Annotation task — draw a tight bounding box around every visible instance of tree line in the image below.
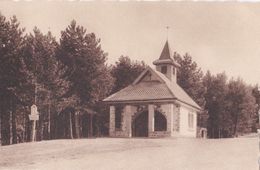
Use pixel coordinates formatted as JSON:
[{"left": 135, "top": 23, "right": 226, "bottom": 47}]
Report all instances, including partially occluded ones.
[
  {"left": 0, "top": 13, "right": 259, "bottom": 146},
  {"left": 174, "top": 53, "right": 259, "bottom": 138},
  {"left": 0, "top": 14, "right": 147, "bottom": 145}
]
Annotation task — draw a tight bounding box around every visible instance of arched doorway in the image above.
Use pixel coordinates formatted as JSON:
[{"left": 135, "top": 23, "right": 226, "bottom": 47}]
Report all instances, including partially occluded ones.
[
  {"left": 132, "top": 111, "right": 148, "bottom": 137},
  {"left": 154, "top": 111, "right": 167, "bottom": 131}
]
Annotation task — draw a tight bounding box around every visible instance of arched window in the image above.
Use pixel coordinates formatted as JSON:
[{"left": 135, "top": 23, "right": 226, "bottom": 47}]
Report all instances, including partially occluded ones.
[{"left": 154, "top": 111, "right": 167, "bottom": 131}]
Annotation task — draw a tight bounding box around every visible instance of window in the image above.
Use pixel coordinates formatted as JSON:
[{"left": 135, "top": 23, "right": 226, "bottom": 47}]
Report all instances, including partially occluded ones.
[
  {"left": 115, "top": 106, "right": 123, "bottom": 130},
  {"left": 173, "top": 67, "right": 175, "bottom": 75},
  {"left": 161, "top": 66, "right": 167, "bottom": 74},
  {"left": 188, "top": 113, "right": 194, "bottom": 129}
]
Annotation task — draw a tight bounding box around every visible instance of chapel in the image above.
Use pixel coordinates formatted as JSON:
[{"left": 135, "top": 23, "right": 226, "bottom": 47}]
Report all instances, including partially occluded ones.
[{"left": 103, "top": 41, "right": 202, "bottom": 138}]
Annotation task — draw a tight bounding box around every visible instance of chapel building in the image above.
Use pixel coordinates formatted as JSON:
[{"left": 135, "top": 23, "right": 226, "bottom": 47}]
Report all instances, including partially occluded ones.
[{"left": 103, "top": 41, "right": 202, "bottom": 138}]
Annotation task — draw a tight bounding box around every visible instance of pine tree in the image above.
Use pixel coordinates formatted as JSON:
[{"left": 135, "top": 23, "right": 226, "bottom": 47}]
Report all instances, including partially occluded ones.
[
  {"left": 58, "top": 20, "right": 113, "bottom": 105},
  {"left": 225, "top": 78, "right": 256, "bottom": 136},
  {"left": 57, "top": 20, "right": 114, "bottom": 137},
  {"left": 0, "top": 14, "right": 25, "bottom": 145},
  {"left": 22, "top": 27, "right": 77, "bottom": 140},
  {"left": 111, "top": 56, "right": 146, "bottom": 93},
  {"left": 203, "top": 72, "right": 228, "bottom": 138}
]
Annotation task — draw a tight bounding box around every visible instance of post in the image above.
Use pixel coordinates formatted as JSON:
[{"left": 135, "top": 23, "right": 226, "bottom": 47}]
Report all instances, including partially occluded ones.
[
  {"left": 30, "top": 105, "right": 39, "bottom": 142},
  {"left": 125, "top": 105, "right": 132, "bottom": 137},
  {"left": 109, "top": 106, "right": 115, "bottom": 137},
  {"left": 33, "top": 79, "right": 37, "bottom": 142},
  {"left": 168, "top": 104, "right": 174, "bottom": 136},
  {"left": 48, "top": 91, "right": 51, "bottom": 140},
  {"left": 90, "top": 114, "right": 93, "bottom": 137},
  {"left": 32, "top": 120, "right": 36, "bottom": 142},
  {"left": 148, "top": 104, "right": 154, "bottom": 136},
  {"left": 69, "top": 112, "right": 73, "bottom": 139}
]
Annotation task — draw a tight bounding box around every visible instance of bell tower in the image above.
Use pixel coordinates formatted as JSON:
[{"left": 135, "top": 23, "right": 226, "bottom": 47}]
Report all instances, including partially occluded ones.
[{"left": 153, "top": 41, "right": 179, "bottom": 82}]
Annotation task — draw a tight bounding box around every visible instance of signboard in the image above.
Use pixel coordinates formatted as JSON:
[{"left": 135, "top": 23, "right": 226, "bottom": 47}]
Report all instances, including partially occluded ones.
[
  {"left": 29, "top": 114, "right": 39, "bottom": 121},
  {"left": 31, "top": 104, "right": 38, "bottom": 115},
  {"left": 29, "top": 104, "right": 39, "bottom": 120}
]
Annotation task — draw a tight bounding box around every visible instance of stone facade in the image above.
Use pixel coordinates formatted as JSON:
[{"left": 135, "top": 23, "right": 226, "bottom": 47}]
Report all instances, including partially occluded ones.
[{"left": 109, "top": 103, "right": 182, "bottom": 138}]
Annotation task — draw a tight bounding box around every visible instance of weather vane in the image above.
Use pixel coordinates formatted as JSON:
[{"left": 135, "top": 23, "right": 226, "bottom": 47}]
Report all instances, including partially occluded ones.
[{"left": 166, "top": 26, "right": 170, "bottom": 40}]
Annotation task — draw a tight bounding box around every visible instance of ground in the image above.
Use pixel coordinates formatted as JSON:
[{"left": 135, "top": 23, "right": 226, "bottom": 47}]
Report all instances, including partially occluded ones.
[{"left": 0, "top": 137, "right": 258, "bottom": 170}]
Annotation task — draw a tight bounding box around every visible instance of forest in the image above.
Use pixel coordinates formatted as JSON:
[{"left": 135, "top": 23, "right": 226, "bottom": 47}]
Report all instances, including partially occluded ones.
[{"left": 0, "top": 13, "right": 259, "bottom": 145}]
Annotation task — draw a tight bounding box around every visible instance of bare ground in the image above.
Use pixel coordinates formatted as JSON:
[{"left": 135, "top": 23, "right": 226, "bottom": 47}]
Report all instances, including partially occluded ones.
[{"left": 0, "top": 137, "right": 258, "bottom": 170}]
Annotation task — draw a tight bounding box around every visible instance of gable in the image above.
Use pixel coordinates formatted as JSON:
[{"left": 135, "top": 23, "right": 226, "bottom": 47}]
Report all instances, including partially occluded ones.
[
  {"left": 138, "top": 70, "right": 161, "bottom": 83},
  {"left": 133, "top": 66, "right": 164, "bottom": 85}
]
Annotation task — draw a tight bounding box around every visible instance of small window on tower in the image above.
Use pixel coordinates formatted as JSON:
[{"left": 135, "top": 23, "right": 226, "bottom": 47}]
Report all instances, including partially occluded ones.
[
  {"left": 173, "top": 67, "right": 175, "bottom": 75},
  {"left": 161, "top": 66, "right": 167, "bottom": 74}
]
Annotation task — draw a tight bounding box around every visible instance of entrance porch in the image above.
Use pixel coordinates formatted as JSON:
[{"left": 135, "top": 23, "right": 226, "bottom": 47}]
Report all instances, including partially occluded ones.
[{"left": 109, "top": 104, "right": 180, "bottom": 138}]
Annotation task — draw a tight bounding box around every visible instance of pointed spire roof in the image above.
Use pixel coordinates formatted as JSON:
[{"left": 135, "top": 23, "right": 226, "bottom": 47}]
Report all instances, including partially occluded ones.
[
  {"left": 153, "top": 41, "right": 180, "bottom": 67},
  {"left": 159, "top": 41, "right": 171, "bottom": 60}
]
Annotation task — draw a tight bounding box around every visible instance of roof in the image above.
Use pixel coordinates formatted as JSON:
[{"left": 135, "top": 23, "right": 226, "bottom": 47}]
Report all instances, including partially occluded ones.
[
  {"left": 159, "top": 40, "right": 171, "bottom": 60},
  {"left": 103, "top": 66, "right": 201, "bottom": 110},
  {"left": 104, "top": 81, "right": 173, "bottom": 102},
  {"left": 153, "top": 41, "right": 180, "bottom": 68},
  {"left": 154, "top": 68, "right": 201, "bottom": 109}
]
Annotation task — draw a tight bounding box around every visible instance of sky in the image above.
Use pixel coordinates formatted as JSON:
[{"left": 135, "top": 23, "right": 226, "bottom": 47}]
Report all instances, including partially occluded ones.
[{"left": 1, "top": 1, "right": 260, "bottom": 85}]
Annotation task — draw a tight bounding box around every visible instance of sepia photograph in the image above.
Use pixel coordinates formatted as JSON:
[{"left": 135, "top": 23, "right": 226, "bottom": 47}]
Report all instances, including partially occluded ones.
[{"left": 0, "top": 1, "right": 259, "bottom": 170}]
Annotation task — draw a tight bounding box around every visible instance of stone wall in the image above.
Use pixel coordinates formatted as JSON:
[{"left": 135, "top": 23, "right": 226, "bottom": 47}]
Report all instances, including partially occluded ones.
[
  {"left": 109, "top": 106, "right": 115, "bottom": 137},
  {"left": 158, "top": 104, "right": 180, "bottom": 137},
  {"left": 172, "top": 105, "right": 180, "bottom": 133},
  {"left": 110, "top": 105, "right": 137, "bottom": 138},
  {"left": 149, "top": 131, "right": 171, "bottom": 138},
  {"left": 109, "top": 103, "right": 182, "bottom": 138}
]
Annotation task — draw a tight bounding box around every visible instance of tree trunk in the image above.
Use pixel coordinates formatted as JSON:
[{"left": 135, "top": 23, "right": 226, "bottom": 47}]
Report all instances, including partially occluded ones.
[
  {"left": 75, "top": 112, "right": 80, "bottom": 139},
  {"left": 233, "top": 114, "right": 239, "bottom": 137},
  {"left": 22, "top": 112, "right": 26, "bottom": 143},
  {"left": 90, "top": 114, "right": 93, "bottom": 138},
  {"left": 1, "top": 111, "right": 10, "bottom": 145},
  {"left": 47, "top": 91, "right": 51, "bottom": 140},
  {"left": 11, "top": 110, "right": 17, "bottom": 144},
  {"left": 218, "top": 128, "right": 221, "bottom": 139},
  {"left": 9, "top": 111, "right": 12, "bottom": 144},
  {"left": 69, "top": 112, "right": 73, "bottom": 139},
  {"left": 0, "top": 112, "right": 1, "bottom": 145}
]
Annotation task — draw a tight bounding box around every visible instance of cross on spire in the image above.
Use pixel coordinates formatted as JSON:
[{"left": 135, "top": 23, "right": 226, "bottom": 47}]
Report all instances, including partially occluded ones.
[{"left": 166, "top": 26, "right": 170, "bottom": 40}]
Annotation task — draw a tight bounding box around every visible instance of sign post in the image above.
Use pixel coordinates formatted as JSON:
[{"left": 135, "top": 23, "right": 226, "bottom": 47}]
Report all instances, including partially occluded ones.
[{"left": 29, "top": 104, "right": 39, "bottom": 142}]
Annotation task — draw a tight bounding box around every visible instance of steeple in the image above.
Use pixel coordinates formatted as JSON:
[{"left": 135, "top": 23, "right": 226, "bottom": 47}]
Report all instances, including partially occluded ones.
[
  {"left": 153, "top": 41, "right": 180, "bottom": 82},
  {"left": 159, "top": 40, "right": 171, "bottom": 60}
]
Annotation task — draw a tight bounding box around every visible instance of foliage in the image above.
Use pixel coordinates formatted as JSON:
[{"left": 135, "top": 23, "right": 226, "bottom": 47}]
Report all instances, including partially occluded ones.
[
  {"left": 57, "top": 20, "right": 114, "bottom": 106},
  {"left": 174, "top": 53, "right": 205, "bottom": 108},
  {"left": 225, "top": 79, "right": 256, "bottom": 136},
  {"left": 0, "top": 12, "right": 259, "bottom": 144},
  {"left": 111, "top": 55, "right": 146, "bottom": 93},
  {"left": 0, "top": 14, "right": 25, "bottom": 145}
]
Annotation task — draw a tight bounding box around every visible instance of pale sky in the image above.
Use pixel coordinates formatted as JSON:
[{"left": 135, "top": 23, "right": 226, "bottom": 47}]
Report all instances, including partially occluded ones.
[{"left": 1, "top": 1, "right": 260, "bottom": 85}]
